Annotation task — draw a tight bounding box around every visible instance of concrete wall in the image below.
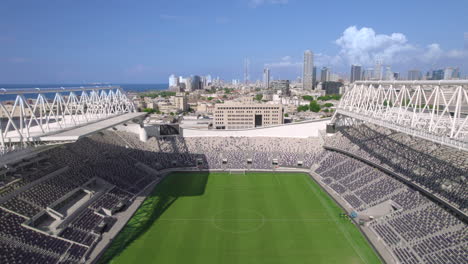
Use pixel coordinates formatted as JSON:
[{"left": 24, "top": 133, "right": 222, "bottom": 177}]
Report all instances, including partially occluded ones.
[
  {"left": 116, "top": 119, "right": 330, "bottom": 138},
  {"left": 181, "top": 119, "right": 330, "bottom": 138}
]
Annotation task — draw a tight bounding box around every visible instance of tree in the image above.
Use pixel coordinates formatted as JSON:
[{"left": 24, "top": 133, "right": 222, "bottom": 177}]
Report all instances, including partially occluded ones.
[
  {"left": 297, "top": 105, "right": 309, "bottom": 112},
  {"left": 318, "top": 94, "right": 341, "bottom": 101},
  {"left": 284, "top": 113, "right": 289, "bottom": 117},
  {"left": 141, "top": 91, "right": 176, "bottom": 99},
  {"left": 323, "top": 103, "right": 334, "bottom": 108},
  {"left": 383, "top": 100, "right": 393, "bottom": 107},
  {"left": 255, "top": 94, "right": 263, "bottom": 101},
  {"left": 142, "top": 108, "right": 156, "bottom": 114},
  {"left": 309, "top": 100, "right": 321, "bottom": 112},
  {"left": 302, "top": 95, "right": 314, "bottom": 101},
  {"left": 207, "top": 97, "right": 214, "bottom": 101}
]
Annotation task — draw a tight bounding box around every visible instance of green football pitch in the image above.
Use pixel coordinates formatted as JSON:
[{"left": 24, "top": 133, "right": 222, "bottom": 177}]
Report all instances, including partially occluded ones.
[{"left": 100, "top": 172, "right": 381, "bottom": 264}]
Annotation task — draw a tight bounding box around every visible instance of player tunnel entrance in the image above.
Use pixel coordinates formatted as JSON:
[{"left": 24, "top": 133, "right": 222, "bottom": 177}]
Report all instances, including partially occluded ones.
[{"left": 255, "top": 114, "right": 262, "bottom": 127}]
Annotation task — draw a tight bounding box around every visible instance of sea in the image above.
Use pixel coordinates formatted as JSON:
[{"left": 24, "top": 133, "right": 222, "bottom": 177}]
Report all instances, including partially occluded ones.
[{"left": 0, "top": 83, "right": 168, "bottom": 102}]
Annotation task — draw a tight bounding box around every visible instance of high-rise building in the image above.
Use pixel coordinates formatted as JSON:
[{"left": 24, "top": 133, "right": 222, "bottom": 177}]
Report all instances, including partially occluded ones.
[
  {"left": 263, "top": 68, "right": 270, "bottom": 89},
  {"left": 452, "top": 67, "right": 461, "bottom": 79},
  {"left": 384, "top": 66, "right": 394, "bottom": 80},
  {"left": 443, "top": 67, "right": 461, "bottom": 80},
  {"left": 244, "top": 58, "right": 250, "bottom": 84},
  {"left": 169, "top": 74, "right": 179, "bottom": 87},
  {"left": 464, "top": 32, "right": 468, "bottom": 50},
  {"left": 350, "top": 65, "right": 362, "bottom": 83},
  {"left": 374, "top": 60, "right": 383, "bottom": 80},
  {"left": 191, "top": 75, "right": 202, "bottom": 90},
  {"left": 425, "top": 71, "right": 432, "bottom": 80},
  {"left": 205, "top": 75, "right": 212, "bottom": 86},
  {"left": 432, "top": 69, "right": 444, "bottom": 80},
  {"left": 302, "top": 50, "right": 314, "bottom": 90},
  {"left": 185, "top": 77, "right": 193, "bottom": 91},
  {"left": 408, "top": 70, "right": 422, "bottom": 80},
  {"left": 312, "top": 66, "right": 317, "bottom": 89},
  {"left": 320, "top": 67, "right": 330, "bottom": 82},
  {"left": 444, "top": 67, "right": 454, "bottom": 80}
]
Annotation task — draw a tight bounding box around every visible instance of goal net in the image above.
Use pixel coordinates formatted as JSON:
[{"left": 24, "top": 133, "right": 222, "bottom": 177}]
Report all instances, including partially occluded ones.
[{"left": 229, "top": 169, "right": 246, "bottom": 175}]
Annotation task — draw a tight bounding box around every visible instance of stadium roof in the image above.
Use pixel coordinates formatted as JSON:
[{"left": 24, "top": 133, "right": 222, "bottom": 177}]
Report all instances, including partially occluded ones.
[{"left": 39, "top": 112, "right": 145, "bottom": 142}]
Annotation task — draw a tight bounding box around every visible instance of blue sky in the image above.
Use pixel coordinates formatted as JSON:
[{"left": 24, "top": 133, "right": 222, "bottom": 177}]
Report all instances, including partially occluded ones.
[{"left": 0, "top": 0, "right": 467, "bottom": 83}]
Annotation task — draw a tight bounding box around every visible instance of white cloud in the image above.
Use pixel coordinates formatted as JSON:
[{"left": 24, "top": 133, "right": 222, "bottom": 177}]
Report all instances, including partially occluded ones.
[
  {"left": 332, "top": 26, "right": 468, "bottom": 67},
  {"left": 265, "top": 56, "right": 301, "bottom": 68},
  {"left": 421, "top": 43, "right": 444, "bottom": 62},
  {"left": 446, "top": 49, "right": 468, "bottom": 59},
  {"left": 249, "top": 0, "right": 288, "bottom": 8},
  {"left": 264, "top": 26, "right": 466, "bottom": 78},
  {"left": 334, "top": 26, "right": 416, "bottom": 66}
]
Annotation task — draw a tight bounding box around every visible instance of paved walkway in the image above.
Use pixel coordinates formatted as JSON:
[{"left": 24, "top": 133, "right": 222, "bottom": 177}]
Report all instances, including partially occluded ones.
[{"left": 87, "top": 178, "right": 161, "bottom": 264}]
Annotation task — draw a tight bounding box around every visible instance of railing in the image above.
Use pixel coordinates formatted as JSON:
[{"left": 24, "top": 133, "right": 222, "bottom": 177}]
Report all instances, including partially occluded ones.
[
  {"left": 335, "top": 81, "right": 468, "bottom": 152},
  {"left": 0, "top": 86, "right": 135, "bottom": 150}
]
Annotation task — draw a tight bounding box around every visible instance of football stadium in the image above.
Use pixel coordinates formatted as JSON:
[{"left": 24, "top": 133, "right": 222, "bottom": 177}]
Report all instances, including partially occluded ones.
[{"left": 0, "top": 81, "right": 467, "bottom": 264}]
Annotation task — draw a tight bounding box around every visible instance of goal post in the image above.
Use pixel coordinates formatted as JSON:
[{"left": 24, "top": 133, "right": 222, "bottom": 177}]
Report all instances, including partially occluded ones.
[{"left": 229, "top": 169, "right": 246, "bottom": 175}]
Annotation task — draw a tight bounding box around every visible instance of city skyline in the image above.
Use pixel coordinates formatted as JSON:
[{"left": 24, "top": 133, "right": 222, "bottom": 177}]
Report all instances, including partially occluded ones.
[
  {"left": 0, "top": 0, "right": 467, "bottom": 83},
  {"left": 165, "top": 63, "right": 465, "bottom": 88}
]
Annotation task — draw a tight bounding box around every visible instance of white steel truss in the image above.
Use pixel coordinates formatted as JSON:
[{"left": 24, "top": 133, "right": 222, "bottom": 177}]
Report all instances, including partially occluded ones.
[
  {"left": 333, "top": 80, "right": 468, "bottom": 152},
  {"left": 0, "top": 86, "right": 136, "bottom": 153}
]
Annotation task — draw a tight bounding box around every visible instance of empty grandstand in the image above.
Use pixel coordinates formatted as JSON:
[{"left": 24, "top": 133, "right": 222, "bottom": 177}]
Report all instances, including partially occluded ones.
[{"left": 0, "top": 82, "right": 467, "bottom": 264}]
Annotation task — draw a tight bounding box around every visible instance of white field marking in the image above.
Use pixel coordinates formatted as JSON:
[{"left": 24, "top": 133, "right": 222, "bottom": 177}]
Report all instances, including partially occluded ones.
[
  {"left": 210, "top": 185, "right": 280, "bottom": 189},
  {"left": 273, "top": 173, "right": 281, "bottom": 186},
  {"left": 303, "top": 177, "right": 369, "bottom": 264},
  {"left": 158, "top": 218, "right": 333, "bottom": 222},
  {"left": 211, "top": 209, "right": 266, "bottom": 234}
]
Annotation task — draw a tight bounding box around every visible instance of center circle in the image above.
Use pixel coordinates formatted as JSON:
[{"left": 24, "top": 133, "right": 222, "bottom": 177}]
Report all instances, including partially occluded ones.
[{"left": 212, "top": 209, "right": 265, "bottom": 234}]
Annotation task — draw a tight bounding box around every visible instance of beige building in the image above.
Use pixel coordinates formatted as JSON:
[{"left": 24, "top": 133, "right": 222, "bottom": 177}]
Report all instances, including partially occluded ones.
[
  {"left": 197, "top": 102, "right": 214, "bottom": 114},
  {"left": 146, "top": 102, "right": 157, "bottom": 110},
  {"left": 214, "top": 103, "right": 283, "bottom": 130},
  {"left": 157, "top": 101, "right": 177, "bottom": 114},
  {"left": 174, "top": 93, "right": 188, "bottom": 112}
]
